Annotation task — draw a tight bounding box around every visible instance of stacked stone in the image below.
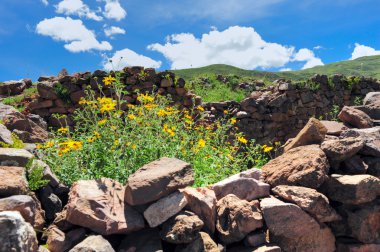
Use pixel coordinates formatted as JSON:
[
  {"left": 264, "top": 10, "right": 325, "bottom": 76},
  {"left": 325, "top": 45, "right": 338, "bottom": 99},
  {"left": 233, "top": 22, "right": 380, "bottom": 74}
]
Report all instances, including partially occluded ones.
[
  {"left": 0, "top": 79, "right": 32, "bottom": 96},
  {"left": 204, "top": 74, "right": 380, "bottom": 144},
  {"left": 27, "top": 67, "right": 201, "bottom": 127}
]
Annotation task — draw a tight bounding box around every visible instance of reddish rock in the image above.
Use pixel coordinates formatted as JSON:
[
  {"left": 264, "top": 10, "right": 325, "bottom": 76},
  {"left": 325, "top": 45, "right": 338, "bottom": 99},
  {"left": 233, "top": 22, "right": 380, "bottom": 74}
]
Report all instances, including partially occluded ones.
[
  {"left": 66, "top": 178, "right": 144, "bottom": 235},
  {"left": 144, "top": 191, "right": 188, "bottom": 228},
  {"left": 118, "top": 228, "right": 163, "bottom": 252},
  {"left": 338, "top": 106, "right": 373, "bottom": 128},
  {"left": 37, "top": 81, "right": 59, "bottom": 100},
  {"left": 321, "top": 137, "right": 364, "bottom": 162},
  {"left": 260, "top": 197, "right": 335, "bottom": 252},
  {"left": 0, "top": 80, "right": 28, "bottom": 95},
  {"left": 244, "top": 231, "right": 266, "bottom": 247},
  {"left": 125, "top": 157, "right": 194, "bottom": 206},
  {"left": 45, "top": 225, "right": 86, "bottom": 252},
  {"left": 0, "top": 166, "right": 29, "bottom": 197},
  {"left": 271, "top": 185, "right": 340, "bottom": 223},
  {"left": 284, "top": 118, "right": 327, "bottom": 152},
  {"left": 29, "top": 100, "right": 54, "bottom": 111},
  {"left": 336, "top": 242, "right": 380, "bottom": 252},
  {"left": 321, "top": 120, "right": 349, "bottom": 136},
  {"left": 70, "top": 90, "right": 86, "bottom": 104},
  {"left": 332, "top": 200, "right": 380, "bottom": 244},
  {"left": 182, "top": 187, "right": 217, "bottom": 234},
  {"left": 212, "top": 168, "right": 270, "bottom": 201},
  {"left": 69, "top": 235, "right": 115, "bottom": 252},
  {"left": 320, "top": 174, "right": 380, "bottom": 205},
  {"left": 160, "top": 211, "right": 204, "bottom": 244},
  {"left": 363, "top": 92, "right": 380, "bottom": 106},
  {"left": 0, "top": 195, "right": 45, "bottom": 230},
  {"left": 262, "top": 145, "right": 330, "bottom": 189},
  {"left": 174, "top": 232, "right": 219, "bottom": 252},
  {"left": 216, "top": 194, "right": 263, "bottom": 244},
  {"left": 0, "top": 211, "right": 38, "bottom": 252}
]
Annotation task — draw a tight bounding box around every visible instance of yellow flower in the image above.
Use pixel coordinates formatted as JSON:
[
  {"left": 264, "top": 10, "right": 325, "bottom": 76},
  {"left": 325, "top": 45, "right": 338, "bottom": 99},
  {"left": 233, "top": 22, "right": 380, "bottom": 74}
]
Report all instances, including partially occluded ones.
[
  {"left": 98, "top": 119, "right": 108, "bottom": 126},
  {"left": 197, "top": 139, "right": 206, "bottom": 148},
  {"left": 103, "top": 75, "right": 116, "bottom": 86},
  {"left": 157, "top": 109, "right": 167, "bottom": 117},
  {"left": 114, "top": 140, "right": 119, "bottom": 146},
  {"left": 78, "top": 98, "right": 87, "bottom": 105},
  {"left": 197, "top": 105, "right": 204, "bottom": 111},
  {"left": 137, "top": 93, "right": 154, "bottom": 103},
  {"left": 184, "top": 114, "right": 192, "bottom": 119},
  {"left": 127, "top": 104, "right": 135, "bottom": 109},
  {"left": 97, "top": 97, "right": 113, "bottom": 105},
  {"left": 263, "top": 146, "right": 274, "bottom": 153},
  {"left": 144, "top": 103, "right": 157, "bottom": 110},
  {"left": 60, "top": 140, "right": 83, "bottom": 150},
  {"left": 184, "top": 119, "right": 193, "bottom": 125},
  {"left": 57, "top": 127, "right": 69, "bottom": 133},
  {"left": 238, "top": 136, "right": 248, "bottom": 144},
  {"left": 128, "top": 114, "right": 136, "bottom": 120},
  {"left": 100, "top": 102, "right": 116, "bottom": 113},
  {"left": 131, "top": 145, "right": 137, "bottom": 150},
  {"left": 224, "top": 110, "right": 229, "bottom": 114},
  {"left": 227, "top": 154, "right": 234, "bottom": 161},
  {"left": 87, "top": 137, "right": 95, "bottom": 143},
  {"left": 36, "top": 144, "right": 43, "bottom": 149},
  {"left": 44, "top": 141, "right": 55, "bottom": 148},
  {"left": 230, "top": 118, "right": 237, "bottom": 124},
  {"left": 94, "top": 131, "right": 101, "bottom": 139}
]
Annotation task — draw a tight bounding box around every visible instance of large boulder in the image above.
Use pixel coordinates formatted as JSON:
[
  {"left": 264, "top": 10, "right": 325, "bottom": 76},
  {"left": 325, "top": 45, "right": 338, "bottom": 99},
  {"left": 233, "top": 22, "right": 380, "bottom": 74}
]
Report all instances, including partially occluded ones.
[
  {"left": 66, "top": 178, "right": 144, "bottom": 235},
  {"left": 45, "top": 225, "right": 86, "bottom": 252},
  {"left": 0, "top": 166, "right": 29, "bottom": 197},
  {"left": 160, "top": 211, "right": 204, "bottom": 244},
  {"left": 320, "top": 174, "right": 380, "bottom": 205},
  {"left": 284, "top": 118, "right": 327, "bottom": 152},
  {"left": 174, "top": 232, "right": 219, "bottom": 252},
  {"left": 181, "top": 187, "right": 217, "bottom": 234},
  {"left": 0, "top": 148, "right": 34, "bottom": 167},
  {"left": 118, "top": 228, "right": 163, "bottom": 252},
  {"left": 125, "top": 157, "right": 194, "bottom": 206},
  {"left": 0, "top": 80, "right": 29, "bottom": 95},
  {"left": 260, "top": 197, "right": 335, "bottom": 252},
  {"left": 331, "top": 200, "right": 380, "bottom": 244},
  {"left": 69, "top": 235, "right": 115, "bottom": 252},
  {"left": 364, "top": 157, "right": 380, "bottom": 178},
  {"left": 216, "top": 194, "right": 263, "bottom": 244},
  {"left": 144, "top": 191, "right": 188, "bottom": 228},
  {"left": 0, "top": 211, "right": 38, "bottom": 252},
  {"left": 340, "top": 155, "right": 368, "bottom": 175},
  {"left": 338, "top": 106, "right": 373, "bottom": 129},
  {"left": 341, "top": 127, "right": 380, "bottom": 157},
  {"left": 212, "top": 168, "right": 270, "bottom": 201},
  {"left": 363, "top": 92, "right": 380, "bottom": 106},
  {"left": 321, "top": 137, "right": 364, "bottom": 162},
  {"left": 272, "top": 185, "right": 340, "bottom": 223},
  {"left": 39, "top": 185, "right": 62, "bottom": 221},
  {"left": 0, "top": 195, "right": 45, "bottom": 230},
  {"left": 261, "top": 145, "right": 330, "bottom": 189}
]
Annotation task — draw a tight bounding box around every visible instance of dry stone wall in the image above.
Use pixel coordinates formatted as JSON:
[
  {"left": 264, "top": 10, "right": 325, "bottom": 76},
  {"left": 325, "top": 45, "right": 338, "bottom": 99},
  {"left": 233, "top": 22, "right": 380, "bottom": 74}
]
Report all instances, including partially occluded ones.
[{"left": 28, "top": 68, "right": 380, "bottom": 143}]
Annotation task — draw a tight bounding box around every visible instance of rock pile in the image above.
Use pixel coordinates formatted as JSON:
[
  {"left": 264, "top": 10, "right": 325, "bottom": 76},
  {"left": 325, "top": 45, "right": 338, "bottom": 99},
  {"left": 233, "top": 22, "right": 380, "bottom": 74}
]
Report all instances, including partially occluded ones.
[{"left": 0, "top": 83, "right": 379, "bottom": 251}]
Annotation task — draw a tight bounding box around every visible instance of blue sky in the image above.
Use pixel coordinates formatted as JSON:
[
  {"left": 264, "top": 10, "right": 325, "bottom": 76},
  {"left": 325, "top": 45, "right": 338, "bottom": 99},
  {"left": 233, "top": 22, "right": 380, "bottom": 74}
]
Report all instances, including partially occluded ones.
[{"left": 0, "top": 0, "right": 379, "bottom": 81}]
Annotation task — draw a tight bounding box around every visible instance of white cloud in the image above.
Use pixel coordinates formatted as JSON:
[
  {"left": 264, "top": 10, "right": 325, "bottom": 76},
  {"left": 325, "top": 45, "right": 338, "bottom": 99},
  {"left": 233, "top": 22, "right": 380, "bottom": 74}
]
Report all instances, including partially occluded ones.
[
  {"left": 41, "top": 0, "right": 49, "bottom": 6},
  {"left": 313, "top": 45, "right": 323, "bottom": 50},
  {"left": 103, "top": 48, "right": 162, "bottom": 70},
  {"left": 351, "top": 43, "right": 380, "bottom": 60},
  {"left": 103, "top": 0, "right": 126, "bottom": 21},
  {"left": 104, "top": 26, "right": 126, "bottom": 37},
  {"left": 36, "top": 17, "right": 112, "bottom": 53},
  {"left": 148, "top": 26, "right": 296, "bottom": 70},
  {"left": 293, "top": 48, "right": 324, "bottom": 69},
  {"left": 56, "top": 0, "right": 103, "bottom": 21},
  {"left": 280, "top": 68, "right": 292, "bottom": 72}
]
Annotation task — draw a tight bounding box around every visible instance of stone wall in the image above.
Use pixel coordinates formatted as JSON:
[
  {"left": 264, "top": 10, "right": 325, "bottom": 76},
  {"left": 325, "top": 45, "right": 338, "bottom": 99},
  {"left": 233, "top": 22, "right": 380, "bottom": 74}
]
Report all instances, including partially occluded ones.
[{"left": 28, "top": 68, "right": 380, "bottom": 143}]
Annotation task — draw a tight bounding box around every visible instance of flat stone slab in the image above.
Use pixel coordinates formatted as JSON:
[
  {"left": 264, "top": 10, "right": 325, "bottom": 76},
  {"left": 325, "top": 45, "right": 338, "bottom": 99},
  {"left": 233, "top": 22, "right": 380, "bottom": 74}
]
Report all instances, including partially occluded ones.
[
  {"left": 125, "top": 157, "right": 194, "bottom": 206},
  {"left": 0, "top": 166, "right": 29, "bottom": 197},
  {"left": 0, "top": 148, "right": 34, "bottom": 167}
]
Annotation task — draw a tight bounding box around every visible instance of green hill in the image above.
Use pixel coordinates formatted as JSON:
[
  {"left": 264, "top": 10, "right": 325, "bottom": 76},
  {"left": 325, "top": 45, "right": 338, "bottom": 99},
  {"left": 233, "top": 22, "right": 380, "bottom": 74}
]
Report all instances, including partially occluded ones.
[{"left": 173, "top": 55, "right": 380, "bottom": 81}]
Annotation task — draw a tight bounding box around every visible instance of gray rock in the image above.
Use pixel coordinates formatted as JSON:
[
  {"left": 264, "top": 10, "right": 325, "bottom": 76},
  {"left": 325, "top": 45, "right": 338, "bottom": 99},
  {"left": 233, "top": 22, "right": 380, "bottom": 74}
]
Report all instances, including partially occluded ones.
[
  {"left": 321, "top": 137, "right": 364, "bottom": 162},
  {"left": 69, "top": 235, "right": 115, "bottom": 252},
  {"left": 0, "top": 148, "right": 34, "bottom": 167},
  {"left": 39, "top": 185, "right": 62, "bottom": 221},
  {"left": 0, "top": 124, "right": 13, "bottom": 145},
  {"left": 341, "top": 127, "right": 380, "bottom": 157},
  {"left": 118, "top": 228, "right": 163, "bottom": 252},
  {"left": 363, "top": 92, "right": 380, "bottom": 106},
  {"left": 0, "top": 211, "right": 38, "bottom": 252}
]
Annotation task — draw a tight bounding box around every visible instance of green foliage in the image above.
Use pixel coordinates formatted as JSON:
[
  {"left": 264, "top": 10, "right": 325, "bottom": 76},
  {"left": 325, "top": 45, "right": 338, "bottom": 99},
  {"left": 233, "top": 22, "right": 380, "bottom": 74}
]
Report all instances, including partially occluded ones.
[
  {"left": 354, "top": 96, "right": 363, "bottom": 106},
  {"left": 346, "top": 76, "right": 362, "bottom": 90},
  {"left": 38, "top": 76, "right": 275, "bottom": 187},
  {"left": 2, "top": 87, "right": 38, "bottom": 112},
  {"left": 138, "top": 70, "right": 148, "bottom": 81},
  {"left": 0, "top": 133, "right": 24, "bottom": 148},
  {"left": 187, "top": 74, "right": 251, "bottom": 102},
  {"left": 53, "top": 83, "right": 71, "bottom": 103},
  {"left": 26, "top": 161, "right": 49, "bottom": 191}
]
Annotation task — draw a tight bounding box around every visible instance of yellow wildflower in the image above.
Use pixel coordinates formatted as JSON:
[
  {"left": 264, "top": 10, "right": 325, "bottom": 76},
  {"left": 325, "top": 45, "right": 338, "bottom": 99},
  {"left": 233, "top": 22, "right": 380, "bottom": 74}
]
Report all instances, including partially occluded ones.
[
  {"left": 230, "top": 118, "right": 237, "bottom": 124},
  {"left": 78, "top": 98, "right": 87, "bottom": 105},
  {"left": 197, "top": 139, "right": 206, "bottom": 148},
  {"left": 144, "top": 103, "right": 157, "bottom": 110},
  {"left": 97, "top": 97, "right": 113, "bottom": 105},
  {"left": 57, "top": 127, "right": 69, "bottom": 133},
  {"left": 263, "top": 146, "right": 274, "bottom": 153},
  {"left": 137, "top": 93, "right": 154, "bottom": 103},
  {"left": 197, "top": 105, "right": 204, "bottom": 111},
  {"left": 128, "top": 114, "right": 136, "bottom": 120},
  {"left": 157, "top": 109, "right": 167, "bottom": 117},
  {"left": 237, "top": 136, "right": 248, "bottom": 144},
  {"left": 98, "top": 119, "right": 108, "bottom": 126},
  {"left": 132, "top": 145, "right": 137, "bottom": 150},
  {"left": 224, "top": 110, "right": 228, "bottom": 114},
  {"left": 103, "top": 75, "right": 116, "bottom": 86},
  {"left": 94, "top": 131, "right": 101, "bottom": 139},
  {"left": 44, "top": 141, "right": 55, "bottom": 148},
  {"left": 127, "top": 104, "right": 135, "bottom": 109},
  {"left": 227, "top": 154, "right": 234, "bottom": 161},
  {"left": 100, "top": 102, "right": 116, "bottom": 113}
]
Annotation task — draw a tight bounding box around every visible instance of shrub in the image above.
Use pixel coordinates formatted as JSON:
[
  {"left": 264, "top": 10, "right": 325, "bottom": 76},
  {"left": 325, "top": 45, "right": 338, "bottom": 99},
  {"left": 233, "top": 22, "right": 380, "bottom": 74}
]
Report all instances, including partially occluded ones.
[
  {"left": 26, "top": 161, "right": 49, "bottom": 191},
  {"left": 0, "top": 133, "right": 24, "bottom": 148},
  {"left": 38, "top": 75, "right": 274, "bottom": 187}
]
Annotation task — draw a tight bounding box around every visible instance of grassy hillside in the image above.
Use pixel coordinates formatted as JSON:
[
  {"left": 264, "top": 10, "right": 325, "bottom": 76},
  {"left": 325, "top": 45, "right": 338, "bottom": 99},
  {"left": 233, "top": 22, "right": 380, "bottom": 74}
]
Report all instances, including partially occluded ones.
[{"left": 173, "top": 55, "right": 380, "bottom": 81}]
